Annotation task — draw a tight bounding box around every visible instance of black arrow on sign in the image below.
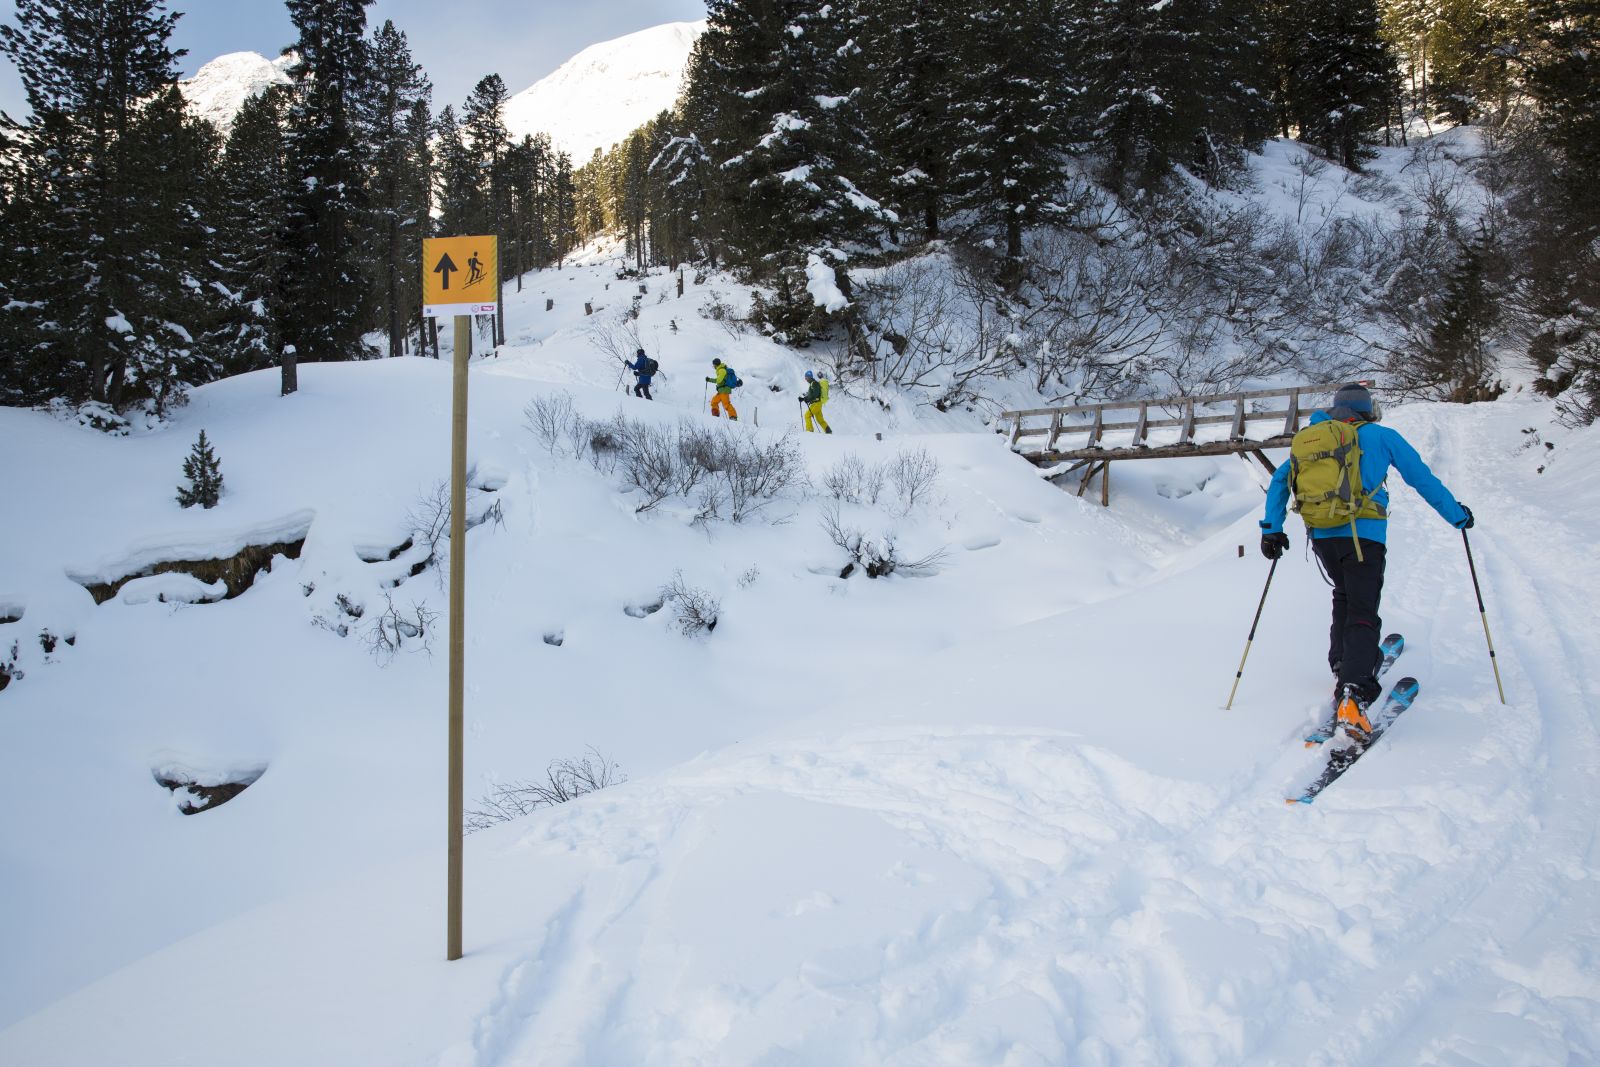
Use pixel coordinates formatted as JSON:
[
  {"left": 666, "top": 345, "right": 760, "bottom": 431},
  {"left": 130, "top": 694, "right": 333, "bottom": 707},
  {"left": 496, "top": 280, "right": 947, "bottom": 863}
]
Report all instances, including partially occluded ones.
[{"left": 433, "top": 253, "right": 458, "bottom": 291}]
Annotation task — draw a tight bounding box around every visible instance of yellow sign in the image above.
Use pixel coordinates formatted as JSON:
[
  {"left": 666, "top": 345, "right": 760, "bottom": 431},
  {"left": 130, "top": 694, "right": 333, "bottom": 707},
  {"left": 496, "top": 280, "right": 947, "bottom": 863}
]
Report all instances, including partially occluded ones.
[{"left": 423, "top": 235, "right": 497, "bottom": 318}]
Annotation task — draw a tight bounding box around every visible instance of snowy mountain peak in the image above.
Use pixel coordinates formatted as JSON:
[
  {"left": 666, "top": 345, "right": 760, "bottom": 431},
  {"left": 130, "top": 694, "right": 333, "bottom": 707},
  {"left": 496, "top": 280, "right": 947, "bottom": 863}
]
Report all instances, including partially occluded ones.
[
  {"left": 180, "top": 51, "right": 294, "bottom": 130},
  {"left": 504, "top": 20, "right": 704, "bottom": 162}
]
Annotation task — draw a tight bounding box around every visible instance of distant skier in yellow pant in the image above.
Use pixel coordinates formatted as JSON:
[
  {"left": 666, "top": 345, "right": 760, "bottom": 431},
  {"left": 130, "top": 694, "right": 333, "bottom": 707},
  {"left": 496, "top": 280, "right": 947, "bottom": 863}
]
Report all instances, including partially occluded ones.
[{"left": 798, "top": 371, "right": 831, "bottom": 433}]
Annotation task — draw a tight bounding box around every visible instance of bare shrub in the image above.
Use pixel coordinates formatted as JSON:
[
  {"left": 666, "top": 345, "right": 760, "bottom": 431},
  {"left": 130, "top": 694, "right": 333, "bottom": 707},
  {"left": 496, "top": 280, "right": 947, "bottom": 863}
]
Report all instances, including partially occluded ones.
[
  {"left": 737, "top": 566, "right": 760, "bottom": 588},
  {"left": 819, "top": 502, "right": 948, "bottom": 579},
  {"left": 465, "top": 747, "right": 626, "bottom": 833},
  {"left": 886, "top": 447, "right": 940, "bottom": 514},
  {"left": 617, "top": 420, "right": 689, "bottom": 513},
  {"left": 851, "top": 255, "right": 1011, "bottom": 410},
  {"left": 661, "top": 571, "right": 721, "bottom": 636},
  {"left": 599, "top": 418, "right": 801, "bottom": 523},
  {"left": 721, "top": 431, "right": 803, "bottom": 522},
  {"left": 821, "top": 452, "right": 884, "bottom": 504},
  {"left": 365, "top": 593, "right": 439, "bottom": 664},
  {"left": 523, "top": 392, "right": 578, "bottom": 455},
  {"left": 406, "top": 480, "right": 451, "bottom": 570},
  {"left": 586, "top": 309, "right": 641, "bottom": 368}
]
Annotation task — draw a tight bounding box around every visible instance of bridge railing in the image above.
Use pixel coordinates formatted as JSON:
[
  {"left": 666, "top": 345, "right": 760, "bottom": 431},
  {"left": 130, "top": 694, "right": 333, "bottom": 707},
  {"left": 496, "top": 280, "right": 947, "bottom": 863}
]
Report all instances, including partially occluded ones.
[
  {"left": 1001, "top": 381, "right": 1355, "bottom": 462},
  {"left": 999, "top": 380, "right": 1365, "bottom": 505}
]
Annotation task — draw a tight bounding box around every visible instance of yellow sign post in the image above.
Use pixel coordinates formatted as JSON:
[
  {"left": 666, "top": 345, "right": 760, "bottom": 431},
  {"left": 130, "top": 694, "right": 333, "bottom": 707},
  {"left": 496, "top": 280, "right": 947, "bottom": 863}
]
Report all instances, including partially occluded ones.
[
  {"left": 424, "top": 234, "right": 496, "bottom": 963},
  {"left": 423, "top": 235, "right": 498, "bottom": 319}
]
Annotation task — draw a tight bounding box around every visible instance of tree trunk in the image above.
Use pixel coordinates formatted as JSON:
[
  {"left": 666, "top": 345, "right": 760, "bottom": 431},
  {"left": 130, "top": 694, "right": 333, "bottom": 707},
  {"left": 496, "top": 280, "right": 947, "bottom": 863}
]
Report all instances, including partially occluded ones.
[{"left": 281, "top": 346, "right": 298, "bottom": 395}]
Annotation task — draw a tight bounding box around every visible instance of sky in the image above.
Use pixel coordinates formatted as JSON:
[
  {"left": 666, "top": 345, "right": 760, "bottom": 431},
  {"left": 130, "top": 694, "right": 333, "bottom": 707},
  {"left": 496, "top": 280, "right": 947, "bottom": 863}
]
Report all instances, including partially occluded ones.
[{"left": 0, "top": 0, "right": 707, "bottom": 121}]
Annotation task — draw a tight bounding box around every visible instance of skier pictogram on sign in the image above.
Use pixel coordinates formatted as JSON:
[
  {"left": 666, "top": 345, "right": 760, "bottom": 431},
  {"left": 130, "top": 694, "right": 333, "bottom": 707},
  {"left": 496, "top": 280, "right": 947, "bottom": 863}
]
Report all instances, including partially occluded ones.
[{"left": 423, "top": 235, "right": 497, "bottom": 318}]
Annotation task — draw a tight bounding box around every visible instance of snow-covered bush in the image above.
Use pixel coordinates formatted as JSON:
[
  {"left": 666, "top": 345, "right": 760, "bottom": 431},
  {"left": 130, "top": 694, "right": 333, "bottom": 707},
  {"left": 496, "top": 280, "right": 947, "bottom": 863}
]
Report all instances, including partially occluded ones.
[
  {"left": 465, "top": 747, "right": 626, "bottom": 833},
  {"left": 819, "top": 502, "right": 947, "bottom": 579},
  {"left": 821, "top": 453, "right": 885, "bottom": 505},
  {"left": 364, "top": 593, "right": 438, "bottom": 664},
  {"left": 661, "top": 571, "right": 720, "bottom": 636}
]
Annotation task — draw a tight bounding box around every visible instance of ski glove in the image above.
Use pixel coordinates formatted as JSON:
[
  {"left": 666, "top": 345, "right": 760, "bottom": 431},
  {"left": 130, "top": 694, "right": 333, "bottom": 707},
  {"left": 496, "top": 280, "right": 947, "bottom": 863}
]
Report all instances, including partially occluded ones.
[
  {"left": 1454, "top": 504, "right": 1474, "bottom": 530},
  {"left": 1260, "top": 532, "right": 1289, "bottom": 560}
]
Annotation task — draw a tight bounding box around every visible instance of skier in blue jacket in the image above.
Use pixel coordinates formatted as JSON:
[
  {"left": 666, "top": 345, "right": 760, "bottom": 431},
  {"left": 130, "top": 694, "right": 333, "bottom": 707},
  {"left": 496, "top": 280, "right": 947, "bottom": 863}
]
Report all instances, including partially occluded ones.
[
  {"left": 1259, "top": 383, "right": 1474, "bottom": 732},
  {"left": 626, "top": 348, "right": 656, "bottom": 400}
]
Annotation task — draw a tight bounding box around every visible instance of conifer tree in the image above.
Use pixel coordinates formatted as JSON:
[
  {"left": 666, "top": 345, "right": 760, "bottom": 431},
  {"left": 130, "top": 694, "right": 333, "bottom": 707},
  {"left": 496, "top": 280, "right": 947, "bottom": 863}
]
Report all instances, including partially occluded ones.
[
  {"left": 462, "top": 74, "right": 511, "bottom": 343},
  {"left": 1409, "top": 230, "right": 1502, "bottom": 401},
  {"left": 947, "top": 0, "right": 1078, "bottom": 278},
  {"left": 1520, "top": 0, "right": 1600, "bottom": 421},
  {"left": 280, "top": 0, "right": 376, "bottom": 392},
  {"left": 210, "top": 87, "right": 291, "bottom": 378},
  {"left": 363, "top": 21, "right": 431, "bottom": 359},
  {"left": 861, "top": 0, "right": 962, "bottom": 241},
  {"left": 0, "top": 0, "right": 190, "bottom": 408},
  {"left": 176, "top": 429, "right": 224, "bottom": 509},
  {"left": 1289, "top": 0, "right": 1399, "bottom": 168},
  {"left": 433, "top": 106, "right": 480, "bottom": 236},
  {"left": 687, "top": 0, "right": 893, "bottom": 280}
]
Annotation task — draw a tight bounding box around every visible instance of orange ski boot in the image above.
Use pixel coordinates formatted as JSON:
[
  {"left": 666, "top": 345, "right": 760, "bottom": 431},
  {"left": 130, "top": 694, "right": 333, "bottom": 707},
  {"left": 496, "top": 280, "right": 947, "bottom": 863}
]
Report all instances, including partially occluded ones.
[{"left": 1335, "top": 684, "right": 1375, "bottom": 743}]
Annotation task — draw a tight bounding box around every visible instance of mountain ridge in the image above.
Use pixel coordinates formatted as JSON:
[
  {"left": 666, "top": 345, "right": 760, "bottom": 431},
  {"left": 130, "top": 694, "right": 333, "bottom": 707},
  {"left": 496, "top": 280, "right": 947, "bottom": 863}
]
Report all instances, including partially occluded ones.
[{"left": 178, "top": 20, "right": 705, "bottom": 160}]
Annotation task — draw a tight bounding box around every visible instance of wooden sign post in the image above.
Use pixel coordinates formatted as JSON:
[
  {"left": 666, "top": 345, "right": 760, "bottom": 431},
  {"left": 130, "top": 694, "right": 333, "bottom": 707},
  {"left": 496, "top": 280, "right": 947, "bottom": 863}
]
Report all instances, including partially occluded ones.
[{"left": 422, "top": 235, "right": 498, "bottom": 963}]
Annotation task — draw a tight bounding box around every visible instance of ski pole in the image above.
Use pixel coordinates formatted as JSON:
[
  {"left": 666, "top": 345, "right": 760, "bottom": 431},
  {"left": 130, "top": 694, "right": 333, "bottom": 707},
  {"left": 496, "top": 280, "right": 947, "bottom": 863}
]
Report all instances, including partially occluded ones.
[
  {"left": 1462, "top": 529, "right": 1507, "bottom": 704},
  {"left": 1225, "top": 557, "right": 1277, "bottom": 710}
]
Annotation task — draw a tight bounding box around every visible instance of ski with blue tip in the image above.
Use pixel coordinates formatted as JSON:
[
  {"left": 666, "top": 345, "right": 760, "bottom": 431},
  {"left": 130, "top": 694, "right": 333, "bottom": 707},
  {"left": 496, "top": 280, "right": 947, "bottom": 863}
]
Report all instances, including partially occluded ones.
[
  {"left": 1288, "top": 677, "right": 1420, "bottom": 805},
  {"left": 1304, "top": 633, "right": 1406, "bottom": 746}
]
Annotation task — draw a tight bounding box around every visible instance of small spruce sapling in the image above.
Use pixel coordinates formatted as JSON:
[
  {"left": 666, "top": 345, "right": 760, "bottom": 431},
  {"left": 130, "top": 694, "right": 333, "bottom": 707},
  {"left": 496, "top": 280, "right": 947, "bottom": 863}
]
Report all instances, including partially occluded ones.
[{"left": 176, "top": 430, "right": 224, "bottom": 509}]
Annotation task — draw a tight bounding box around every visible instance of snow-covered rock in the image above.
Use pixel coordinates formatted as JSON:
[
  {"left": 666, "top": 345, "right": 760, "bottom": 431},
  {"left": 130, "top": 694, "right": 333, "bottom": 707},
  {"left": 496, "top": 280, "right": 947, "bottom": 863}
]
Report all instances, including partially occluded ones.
[
  {"left": 179, "top": 51, "right": 294, "bottom": 131},
  {"left": 504, "top": 21, "right": 704, "bottom": 162}
]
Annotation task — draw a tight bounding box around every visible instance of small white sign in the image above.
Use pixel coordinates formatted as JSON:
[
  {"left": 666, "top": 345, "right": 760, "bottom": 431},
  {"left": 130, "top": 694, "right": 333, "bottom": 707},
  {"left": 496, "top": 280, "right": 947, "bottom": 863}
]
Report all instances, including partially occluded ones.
[{"left": 425, "top": 302, "right": 498, "bottom": 319}]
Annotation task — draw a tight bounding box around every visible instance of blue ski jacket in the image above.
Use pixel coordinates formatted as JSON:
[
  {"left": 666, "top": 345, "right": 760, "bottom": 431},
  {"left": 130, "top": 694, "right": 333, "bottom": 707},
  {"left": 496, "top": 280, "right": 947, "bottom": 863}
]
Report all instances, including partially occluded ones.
[
  {"left": 1261, "top": 411, "right": 1468, "bottom": 544},
  {"left": 628, "top": 354, "right": 653, "bottom": 384}
]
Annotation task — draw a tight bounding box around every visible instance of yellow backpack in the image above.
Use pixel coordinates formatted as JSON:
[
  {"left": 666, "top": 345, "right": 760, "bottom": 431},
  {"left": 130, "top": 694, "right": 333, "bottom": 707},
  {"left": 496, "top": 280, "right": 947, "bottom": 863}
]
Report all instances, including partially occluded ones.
[
  {"left": 1289, "top": 419, "right": 1386, "bottom": 560},
  {"left": 818, "top": 373, "right": 830, "bottom": 403}
]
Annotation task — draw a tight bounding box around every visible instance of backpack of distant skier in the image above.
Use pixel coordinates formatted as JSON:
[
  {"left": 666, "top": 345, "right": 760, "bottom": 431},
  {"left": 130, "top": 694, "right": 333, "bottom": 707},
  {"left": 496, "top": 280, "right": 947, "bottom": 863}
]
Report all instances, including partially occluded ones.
[
  {"left": 1288, "top": 418, "right": 1386, "bottom": 558},
  {"left": 723, "top": 365, "right": 742, "bottom": 389},
  {"left": 641, "top": 357, "right": 659, "bottom": 377},
  {"left": 818, "top": 374, "right": 830, "bottom": 402}
]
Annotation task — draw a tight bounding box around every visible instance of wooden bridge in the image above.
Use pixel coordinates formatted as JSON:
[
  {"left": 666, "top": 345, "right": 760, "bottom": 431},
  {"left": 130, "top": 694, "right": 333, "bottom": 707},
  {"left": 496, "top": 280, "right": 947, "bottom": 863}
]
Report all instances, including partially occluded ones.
[{"left": 999, "top": 380, "right": 1361, "bottom": 505}]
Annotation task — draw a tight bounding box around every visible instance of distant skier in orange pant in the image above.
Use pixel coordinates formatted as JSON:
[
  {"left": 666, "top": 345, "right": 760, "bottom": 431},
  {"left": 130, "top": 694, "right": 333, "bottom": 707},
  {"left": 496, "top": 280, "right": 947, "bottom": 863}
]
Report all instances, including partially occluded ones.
[{"left": 705, "top": 358, "right": 739, "bottom": 420}]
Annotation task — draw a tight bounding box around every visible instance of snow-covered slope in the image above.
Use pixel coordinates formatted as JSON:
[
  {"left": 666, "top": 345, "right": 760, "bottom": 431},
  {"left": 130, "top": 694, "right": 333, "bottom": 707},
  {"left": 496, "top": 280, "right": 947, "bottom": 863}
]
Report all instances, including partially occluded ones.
[
  {"left": 504, "top": 21, "right": 703, "bottom": 161},
  {"left": 179, "top": 51, "right": 294, "bottom": 130},
  {"left": 2, "top": 235, "right": 1599, "bottom": 1063}
]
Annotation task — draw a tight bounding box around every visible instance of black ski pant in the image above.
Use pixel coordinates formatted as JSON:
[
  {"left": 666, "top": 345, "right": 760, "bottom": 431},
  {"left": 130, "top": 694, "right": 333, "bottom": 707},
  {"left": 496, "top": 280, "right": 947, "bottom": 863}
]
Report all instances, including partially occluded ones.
[
  {"left": 1313, "top": 537, "right": 1386, "bottom": 702},
  {"left": 633, "top": 381, "right": 653, "bottom": 400}
]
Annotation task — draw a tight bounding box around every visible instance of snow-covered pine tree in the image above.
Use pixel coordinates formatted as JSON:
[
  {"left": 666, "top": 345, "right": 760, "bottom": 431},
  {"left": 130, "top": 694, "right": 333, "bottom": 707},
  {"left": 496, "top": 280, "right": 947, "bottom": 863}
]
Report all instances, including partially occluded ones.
[
  {"left": 208, "top": 88, "right": 291, "bottom": 379},
  {"left": 646, "top": 114, "right": 707, "bottom": 271},
  {"left": 175, "top": 429, "right": 224, "bottom": 509},
  {"left": 1289, "top": 0, "right": 1399, "bottom": 168},
  {"left": 0, "top": 0, "right": 193, "bottom": 410},
  {"left": 551, "top": 151, "right": 578, "bottom": 268},
  {"left": 115, "top": 84, "right": 222, "bottom": 414},
  {"left": 860, "top": 0, "right": 963, "bottom": 241},
  {"left": 504, "top": 133, "right": 549, "bottom": 283},
  {"left": 1407, "top": 228, "right": 1503, "bottom": 402},
  {"left": 687, "top": 0, "right": 893, "bottom": 285},
  {"left": 280, "top": 0, "right": 376, "bottom": 390},
  {"left": 362, "top": 20, "right": 431, "bottom": 359},
  {"left": 433, "top": 106, "right": 480, "bottom": 239},
  {"left": 1520, "top": 0, "right": 1600, "bottom": 423},
  {"left": 462, "top": 74, "right": 511, "bottom": 344},
  {"left": 946, "top": 0, "right": 1078, "bottom": 280}
]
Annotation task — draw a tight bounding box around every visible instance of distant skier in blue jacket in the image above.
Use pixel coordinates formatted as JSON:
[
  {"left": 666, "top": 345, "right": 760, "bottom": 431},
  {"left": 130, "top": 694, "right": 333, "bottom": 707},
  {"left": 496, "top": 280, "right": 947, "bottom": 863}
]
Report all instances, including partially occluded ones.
[
  {"left": 1259, "top": 383, "right": 1474, "bottom": 732},
  {"left": 627, "top": 348, "right": 656, "bottom": 400}
]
